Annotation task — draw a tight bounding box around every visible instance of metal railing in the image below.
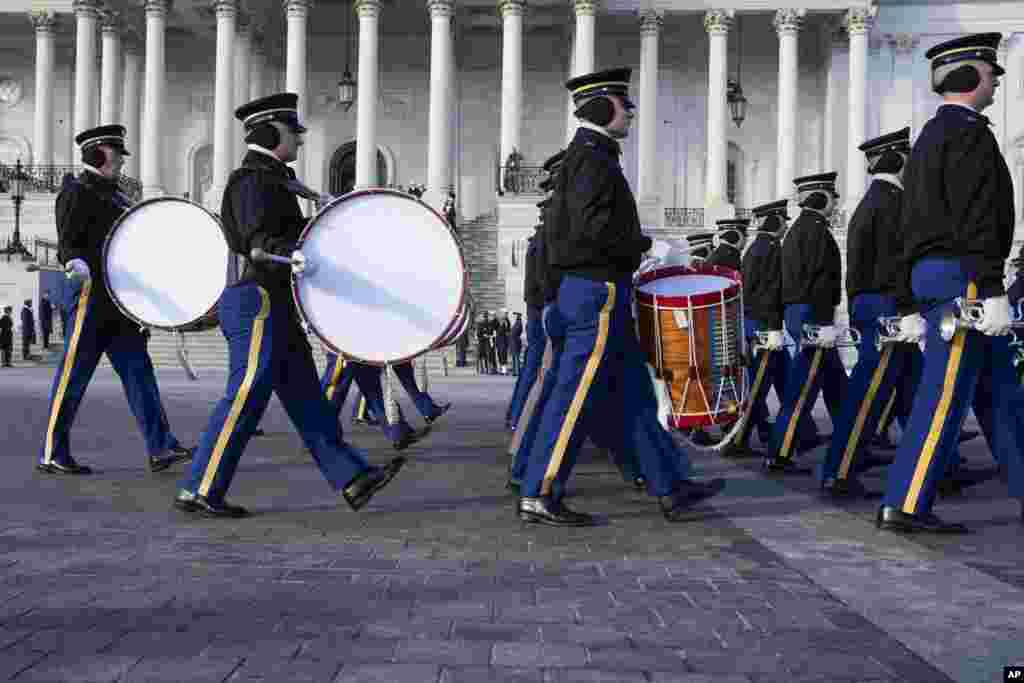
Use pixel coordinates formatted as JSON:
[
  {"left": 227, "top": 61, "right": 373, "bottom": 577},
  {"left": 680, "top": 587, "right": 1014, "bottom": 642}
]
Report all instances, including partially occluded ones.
[
  {"left": 664, "top": 208, "right": 705, "bottom": 227},
  {"left": 0, "top": 163, "right": 142, "bottom": 202},
  {"left": 497, "top": 165, "right": 546, "bottom": 195}
]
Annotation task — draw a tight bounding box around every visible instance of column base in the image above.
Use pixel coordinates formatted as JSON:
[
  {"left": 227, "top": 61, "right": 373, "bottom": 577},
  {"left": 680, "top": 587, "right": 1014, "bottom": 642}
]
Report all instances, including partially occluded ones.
[{"left": 636, "top": 196, "right": 661, "bottom": 227}]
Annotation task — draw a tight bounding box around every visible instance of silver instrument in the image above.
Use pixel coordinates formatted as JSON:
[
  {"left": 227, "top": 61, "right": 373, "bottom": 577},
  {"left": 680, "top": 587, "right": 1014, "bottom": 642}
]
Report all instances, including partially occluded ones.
[
  {"left": 938, "top": 298, "right": 1024, "bottom": 342},
  {"left": 875, "top": 316, "right": 906, "bottom": 350},
  {"left": 802, "top": 324, "right": 861, "bottom": 348}
]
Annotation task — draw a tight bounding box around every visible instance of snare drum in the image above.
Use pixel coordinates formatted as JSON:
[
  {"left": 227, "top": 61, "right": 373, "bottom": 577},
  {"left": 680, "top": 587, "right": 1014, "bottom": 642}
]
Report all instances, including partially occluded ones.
[
  {"left": 103, "top": 197, "right": 230, "bottom": 332},
  {"left": 634, "top": 264, "right": 746, "bottom": 429},
  {"left": 292, "top": 189, "right": 468, "bottom": 365}
]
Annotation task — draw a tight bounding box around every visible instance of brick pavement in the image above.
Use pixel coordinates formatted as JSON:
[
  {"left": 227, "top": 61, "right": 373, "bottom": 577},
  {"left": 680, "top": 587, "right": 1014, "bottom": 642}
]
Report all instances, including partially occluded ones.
[{"left": 0, "top": 367, "right": 1021, "bottom": 682}]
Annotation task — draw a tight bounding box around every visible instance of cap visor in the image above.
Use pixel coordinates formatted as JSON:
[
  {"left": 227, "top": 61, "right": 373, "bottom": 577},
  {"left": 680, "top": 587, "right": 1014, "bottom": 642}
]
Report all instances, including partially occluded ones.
[{"left": 993, "top": 63, "right": 1005, "bottom": 76}]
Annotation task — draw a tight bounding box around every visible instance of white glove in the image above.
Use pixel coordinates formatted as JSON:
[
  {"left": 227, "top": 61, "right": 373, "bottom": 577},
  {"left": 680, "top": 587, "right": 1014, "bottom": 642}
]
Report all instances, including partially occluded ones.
[
  {"left": 813, "top": 325, "right": 838, "bottom": 347},
  {"left": 291, "top": 250, "right": 316, "bottom": 278},
  {"left": 648, "top": 239, "right": 672, "bottom": 261},
  {"left": 977, "top": 295, "right": 1012, "bottom": 336},
  {"left": 897, "top": 313, "right": 927, "bottom": 343},
  {"left": 65, "top": 258, "right": 91, "bottom": 282},
  {"left": 766, "top": 330, "right": 784, "bottom": 351}
]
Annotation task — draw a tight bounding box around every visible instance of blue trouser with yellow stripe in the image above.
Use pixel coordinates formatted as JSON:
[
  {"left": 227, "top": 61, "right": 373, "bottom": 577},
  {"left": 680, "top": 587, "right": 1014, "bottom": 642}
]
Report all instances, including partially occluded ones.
[
  {"left": 506, "top": 306, "right": 544, "bottom": 430},
  {"left": 766, "top": 304, "right": 848, "bottom": 462},
  {"left": 883, "top": 259, "right": 1024, "bottom": 514},
  {"left": 522, "top": 276, "right": 690, "bottom": 499},
  {"left": 320, "top": 353, "right": 412, "bottom": 444},
  {"left": 39, "top": 279, "right": 180, "bottom": 467},
  {"left": 734, "top": 317, "right": 790, "bottom": 448},
  {"left": 967, "top": 336, "right": 1023, "bottom": 491},
  {"left": 819, "top": 294, "right": 910, "bottom": 482},
  {"left": 179, "top": 284, "right": 370, "bottom": 503}
]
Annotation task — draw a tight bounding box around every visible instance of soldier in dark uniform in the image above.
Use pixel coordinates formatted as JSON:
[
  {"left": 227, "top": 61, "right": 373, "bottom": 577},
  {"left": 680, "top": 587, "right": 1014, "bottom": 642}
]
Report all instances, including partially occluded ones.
[
  {"left": 818, "top": 128, "right": 916, "bottom": 497},
  {"left": 518, "top": 68, "right": 723, "bottom": 526},
  {"left": 20, "top": 300, "right": 34, "bottom": 361},
  {"left": 878, "top": 35, "right": 1022, "bottom": 533},
  {"left": 175, "top": 93, "right": 404, "bottom": 517},
  {"left": 39, "top": 292, "right": 53, "bottom": 350},
  {"left": 0, "top": 305, "right": 13, "bottom": 367},
  {"left": 705, "top": 218, "right": 749, "bottom": 272},
  {"left": 495, "top": 310, "right": 511, "bottom": 373},
  {"left": 36, "top": 125, "right": 193, "bottom": 476},
  {"left": 721, "top": 201, "right": 789, "bottom": 458},
  {"left": 476, "top": 311, "right": 493, "bottom": 374},
  {"left": 509, "top": 312, "right": 523, "bottom": 376},
  {"left": 762, "top": 172, "right": 848, "bottom": 474}
]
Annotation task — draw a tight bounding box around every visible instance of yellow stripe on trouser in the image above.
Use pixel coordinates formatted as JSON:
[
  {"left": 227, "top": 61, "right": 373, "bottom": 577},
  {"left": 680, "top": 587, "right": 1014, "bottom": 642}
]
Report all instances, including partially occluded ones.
[
  {"left": 876, "top": 390, "right": 899, "bottom": 437},
  {"left": 199, "top": 288, "right": 271, "bottom": 497},
  {"left": 325, "top": 355, "right": 346, "bottom": 402},
  {"left": 837, "top": 344, "right": 894, "bottom": 479},
  {"left": 778, "top": 348, "right": 824, "bottom": 461},
  {"left": 541, "top": 284, "right": 615, "bottom": 496},
  {"left": 902, "top": 282, "right": 976, "bottom": 514},
  {"left": 356, "top": 396, "right": 367, "bottom": 420},
  {"left": 44, "top": 281, "right": 92, "bottom": 464},
  {"left": 736, "top": 350, "right": 772, "bottom": 443}
]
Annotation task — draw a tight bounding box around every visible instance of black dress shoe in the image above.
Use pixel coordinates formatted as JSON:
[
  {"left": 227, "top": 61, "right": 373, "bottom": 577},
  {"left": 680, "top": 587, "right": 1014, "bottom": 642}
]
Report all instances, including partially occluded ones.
[
  {"left": 36, "top": 458, "right": 92, "bottom": 475},
  {"left": 393, "top": 426, "right": 430, "bottom": 451},
  {"left": 688, "top": 429, "right": 715, "bottom": 446},
  {"left": 763, "top": 455, "right": 813, "bottom": 475},
  {"left": 518, "top": 496, "right": 596, "bottom": 526},
  {"left": 820, "top": 476, "right": 869, "bottom": 499},
  {"left": 633, "top": 476, "right": 647, "bottom": 491},
  {"left": 660, "top": 478, "right": 726, "bottom": 521},
  {"left": 342, "top": 457, "right": 405, "bottom": 511},
  {"left": 875, "top": 505, "right": 968, "bottom": 534},
  {"left": 149, "top": 445, "right": 194, "bottom": 473},
  {"left": 720, "top": 443, "right": 762, "bottom": 459},
  {"left": 852, "top": 451, "right": 895, "bottom": 475},
  {"left": 424, "top": 402, "right": 451, "bottom": 425},
  {"left": 957, "top": 429, "right": 980, "bottom": 444},
  {"left": 173, "top": 490, "right": 249, "bottom": 518}
]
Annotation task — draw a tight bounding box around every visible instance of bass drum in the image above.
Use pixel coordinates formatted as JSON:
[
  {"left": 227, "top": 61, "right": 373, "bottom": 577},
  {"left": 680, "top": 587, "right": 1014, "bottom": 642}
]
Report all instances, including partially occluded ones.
[
  {"left": 103, "top": 197, "right": 230, "bottom": 332},
  {"left": 292, "top": 189, "right": 468, "bottom": 365}
]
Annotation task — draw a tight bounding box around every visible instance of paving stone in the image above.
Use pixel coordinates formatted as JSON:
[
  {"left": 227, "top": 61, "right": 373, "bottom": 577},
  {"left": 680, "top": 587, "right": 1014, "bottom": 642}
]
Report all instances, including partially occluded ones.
[
  {"left": 543, "top": 669, "right": 648, "bottom": 682},
  {"left": 298, "top": 635, "right": 397, "bottom": 664},
  {"left": 648, "top": 675, "right": 752, "bottom": 683},
  {"left": 120, "top": 655, "right": 243, "bottom": 683},
  {"left": 13, "top": 653, "right": 142, "bottom": 682},
  {"left": 491, "top": 642, "right": 588, "bottom": 668},
  {"left": 360, "top": 616, "right": 452, "bottom": 641},
  {"left": 440, "top": 665, "right": 543, "bottom": 683},
  {"left": 21, "top": 628, "right": 121, "bottom": 655},
  {"left": 334, "top": 662, "right": 441, "bottom": 683},
  {"left": 0, "top": 646, "right": 49, "bottom": 679},
  {"left": 452, "top": 621, "right": 540, "bottom": 643},
  {"left": 394, "top": 638, "right": 492, "bottom": 666},
  {"left": 227, "top": 657, "right": 341, "bottom": 682}
]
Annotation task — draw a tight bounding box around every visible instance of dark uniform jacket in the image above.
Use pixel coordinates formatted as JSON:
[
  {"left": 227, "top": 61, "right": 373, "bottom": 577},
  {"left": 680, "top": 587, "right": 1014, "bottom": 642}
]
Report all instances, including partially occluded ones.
[
  {"left": 741, "top": 233, "right": 784, "bottom": 331},
  {"left": 781, "top": 210, "right": 842, "bottom": 323},
  {"left": 901, "top": 104, "right": 1015, "bottom": 299},
  {"left": 495, "top": 319, "right": 511, "bottom": 352},
  {"left": 706, "top": 243, "right": 742, "bottom": 272},
  {"left": 55, "top": 170, "right": 133, "bottom": 318},
  {"left": 523, "top": 231, "right": 545, "bottom": 309},
  {"left": 21, "top": 307, "right": 35, "bottom": 341},
  {"left": 510, "top": 318, "right": 523, "bottom": 351},
  {"left": 0, "top": 314, "right": 12, "bottom": 346},
  {"left": 845, "top": 179, "right": 915, "bottom": 314},
  {"left": 546, "top": 127, "right": 651, "bottom": 283},
  {"left": 221, "top": 151, "right": 308, "bottom": 305},
  {"left": 39, "top": 298, "right": 53, "bottom": 333}
]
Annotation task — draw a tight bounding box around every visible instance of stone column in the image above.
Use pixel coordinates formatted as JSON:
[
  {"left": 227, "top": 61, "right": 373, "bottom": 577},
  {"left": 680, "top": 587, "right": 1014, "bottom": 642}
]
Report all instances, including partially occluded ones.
[
  {"left": 284, "top": 0, "right": 310, "bottom": 177},
  {"left": 30, "top": 10, "right": 58, "bottom": 169},
  {"left": 822, "top": 22, "right": 848, "bottom": 174},
  {"left": 498, "top": 0, "right": 524, "bottom": 193},
  {"left": 209, "top": 0, "right": 237, "bottom": 210},
  {"left": 566, "top": 0, "right": 597, "bottom": 143},
  {"left": 426, "top": 0, "right": 455, "bottom": 209},
  {"left": 121, "top": 38, "right": 142, "bottom": 178},
  {"left": 234, "top": 15, "right": 251, "bottom": 162},
  {"left": 100, "top": 9, "right": 121, "bottom": 124},
  {"left": 141, "top": 0, "right": 170, "bottom": 197},
  {"left": 637, "top": 10, "right": 662, "bottom": 205},
  {"left": 774, "top": 8, "right": 804, "bottom": 198},
  {"left": 250, "top": 29, "right": 265, "bottom": 100},
  {"left": 704, "top": 9, "right": 733, "bottom": 220},
  {"left": 72, "top": 0, "right": 101, "bottom": 137},
  {"left": 844, "top": 6, "right": 874, "bottom": 211},
  {"left": 883, "top": 33, "right": 917, "bottom": 131},
  {"left": 355, "top": 0, "right": 382, "bottom": 189}
]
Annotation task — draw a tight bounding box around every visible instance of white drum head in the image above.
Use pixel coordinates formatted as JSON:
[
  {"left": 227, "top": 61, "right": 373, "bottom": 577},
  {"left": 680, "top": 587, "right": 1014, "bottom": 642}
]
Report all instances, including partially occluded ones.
[
  {"left": 638, "top": 274, "right": 734, "bottom": 297},
  {"left": 104, "top": 198, "right": 229, "bottom": 329},
  {"left": 294, "top": 190, "right": 465, "bottom": 364}
]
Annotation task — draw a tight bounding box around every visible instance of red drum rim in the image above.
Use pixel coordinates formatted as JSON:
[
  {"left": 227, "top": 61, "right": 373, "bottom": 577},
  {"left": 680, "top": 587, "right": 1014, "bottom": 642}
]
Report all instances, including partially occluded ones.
[
  {"left": 634, "top": 264, "right": 741, "bottom": 308},
  {"left": 102, "top": 196, "right": 229, "bottom": 332},
  {"left": 292, "top": 188, "right": 468, "bottom": 366}
]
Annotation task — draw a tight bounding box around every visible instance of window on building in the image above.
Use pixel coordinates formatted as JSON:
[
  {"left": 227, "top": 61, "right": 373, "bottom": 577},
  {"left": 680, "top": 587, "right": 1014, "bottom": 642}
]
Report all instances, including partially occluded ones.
[{"left": 726, "top": 160, "right": 737, "bottom": 205}]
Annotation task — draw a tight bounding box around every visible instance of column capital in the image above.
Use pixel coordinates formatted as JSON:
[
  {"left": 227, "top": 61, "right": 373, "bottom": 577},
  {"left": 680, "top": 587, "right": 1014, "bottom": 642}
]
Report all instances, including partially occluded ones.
[
  {"left": 283, "top": 0, "right": 312, "bottom": 19},
  {"left": 72, "top": 0, "right": 103, "bottom": 19},
  {"left": 143, "top": 0, "right": 172, "bottom": 17},
  {"left": 843, "top": 6, "right": 876, "bottom": 37},
  {"left": 498, "top": 0, "right": 525, "bottom": 18},
  {"left": 704, "top": 9, "right": 734, "bottom": 36},
  {"left": 212, "top": 0, "right": 238, "bottom": 19},
  {"left": 355, "top": 0, "right": 383, "bottom": 18},
  {"left": 571, "top": 0, "right": 598, "bottom": 18},
  {"left": 427, "top": 0, "right": 455, "bottom": 18},
  {"left": 639, "top": 9, "right": 663, "bottom": 35},
  {"left": 236, "top": 12, "right": 252, "bottom": 36},
  {"left": 123, "top": 32, "right": 143, "bottom": 55},
  {"left": 28, "top": 9, "right": 59, "bottom": 33},
  {"left": 773, "top": 8, "right": 805, "bottom": 36},
  {"left": 101, "top": 9, "right": 122, "bottom": 35},
  {"left": 887, "top": 32, "right": 917, "bottom": 53}
]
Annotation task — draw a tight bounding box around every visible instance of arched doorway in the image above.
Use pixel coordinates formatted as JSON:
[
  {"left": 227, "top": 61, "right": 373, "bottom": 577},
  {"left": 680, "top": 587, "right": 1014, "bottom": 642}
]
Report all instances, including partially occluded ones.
[{"left": 329, "top": 141, "right": 389, "bottom": 196}]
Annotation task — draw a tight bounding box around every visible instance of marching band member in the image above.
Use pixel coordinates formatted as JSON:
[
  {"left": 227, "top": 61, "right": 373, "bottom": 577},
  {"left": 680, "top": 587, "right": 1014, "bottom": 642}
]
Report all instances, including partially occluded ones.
[
  {"left": 878, "top": 35, "right": 1020, "bottom": 533},
  {"left": 517, "top": 68, "right": 723, "bottom": 526},
  {"left": 705, "top": 218, "right": 749, "bottom": 272},
  {"left": 175, "top": 93, "right": 404, "bottom": 517},
  {"left": 762, "top": 172, "right": 848, "bottom": 474},
  {"left": 818, "top": 128, "right": 914, "bottom": 497},
  {"left": 38, "top": 124, "right": 193, "bottom": 476}
]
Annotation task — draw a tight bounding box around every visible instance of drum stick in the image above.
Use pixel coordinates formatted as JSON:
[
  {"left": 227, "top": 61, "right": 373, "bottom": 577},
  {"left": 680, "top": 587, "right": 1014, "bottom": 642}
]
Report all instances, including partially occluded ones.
[{"left": 250, "top": 247, "right": 301, "bottom": 266}]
